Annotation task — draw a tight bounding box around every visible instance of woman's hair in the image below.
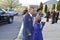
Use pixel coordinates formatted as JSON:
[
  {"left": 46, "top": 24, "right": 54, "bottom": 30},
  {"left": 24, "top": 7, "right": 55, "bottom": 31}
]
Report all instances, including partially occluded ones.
[
  {"left": 37, "top": 8, "right": 41, "bottom": 12},
  {"left": 22, "top": 10, "right": 28, "bottom": 15}
]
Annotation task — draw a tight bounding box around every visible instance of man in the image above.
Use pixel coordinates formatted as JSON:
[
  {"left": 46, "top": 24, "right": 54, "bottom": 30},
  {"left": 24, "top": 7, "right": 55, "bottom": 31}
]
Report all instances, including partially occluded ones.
[
  {"left": 22, "top": 7, "right": 34, "bottom": 40},
  {"left": 52, "top": 10, "right": 56, "bottom": 24},
  {"left": 46, "top": 11, "right": 50, "bottom": 22},
  {"left": 55, "top": 11, "right": 59, "bottom": 23}
]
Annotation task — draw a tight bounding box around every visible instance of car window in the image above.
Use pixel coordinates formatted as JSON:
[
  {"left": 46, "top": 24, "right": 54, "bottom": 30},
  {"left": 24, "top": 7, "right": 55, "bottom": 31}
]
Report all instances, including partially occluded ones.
[
  {"left": 9, "top": 9, "right": 14, "bottom": 11},
  {"left": 0, "top": 9, "right": 3, "bottom": 11}
]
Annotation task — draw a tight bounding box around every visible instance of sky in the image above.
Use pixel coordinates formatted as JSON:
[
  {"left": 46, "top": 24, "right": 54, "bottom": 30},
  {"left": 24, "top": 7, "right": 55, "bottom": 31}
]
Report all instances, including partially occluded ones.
[{"left": 19, "top": 0, "right": 49, "bottom": 6}]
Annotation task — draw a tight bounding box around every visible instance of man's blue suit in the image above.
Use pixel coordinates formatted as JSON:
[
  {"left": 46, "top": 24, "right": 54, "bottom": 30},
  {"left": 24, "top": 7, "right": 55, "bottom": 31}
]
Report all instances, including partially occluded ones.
[{"left": 22, "top": 13, "right": 34, "bottom": 40}]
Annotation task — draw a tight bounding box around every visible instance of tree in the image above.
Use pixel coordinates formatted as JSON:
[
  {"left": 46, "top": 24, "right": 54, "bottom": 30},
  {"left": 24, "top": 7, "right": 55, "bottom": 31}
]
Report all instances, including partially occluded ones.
[
  {"left": 52, "top": 4, "right": 55, "bottom": 10},
  {"left": 0, "top": 0, "right": 22, "bottom": 9},
  {"left": 44, "top": 5, "right": 47, "bottom": 13},
  {"left": 57, "top": 0, "right": 60, "bottom": 11},
  {"left": 39, "top": 2, "right": 43, "bottom": 10}
]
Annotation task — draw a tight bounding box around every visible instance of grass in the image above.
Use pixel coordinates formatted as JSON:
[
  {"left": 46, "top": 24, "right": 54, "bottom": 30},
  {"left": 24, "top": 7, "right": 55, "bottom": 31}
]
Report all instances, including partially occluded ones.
[{"left": 59, "top": 15, "right": 60, "bottom": 19}]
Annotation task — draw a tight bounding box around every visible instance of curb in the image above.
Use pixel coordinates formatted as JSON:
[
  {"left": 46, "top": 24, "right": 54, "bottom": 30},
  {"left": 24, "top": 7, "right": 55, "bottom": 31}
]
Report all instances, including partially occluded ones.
[{"left": 15, "top": 38, "right": 21, "bottom": 40}]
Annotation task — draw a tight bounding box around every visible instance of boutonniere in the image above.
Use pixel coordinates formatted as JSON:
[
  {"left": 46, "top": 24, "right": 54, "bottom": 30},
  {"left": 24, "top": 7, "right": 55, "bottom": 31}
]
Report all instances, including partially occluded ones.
[{"left": 28, "top": 18, "right": 31, "bottom": 21}]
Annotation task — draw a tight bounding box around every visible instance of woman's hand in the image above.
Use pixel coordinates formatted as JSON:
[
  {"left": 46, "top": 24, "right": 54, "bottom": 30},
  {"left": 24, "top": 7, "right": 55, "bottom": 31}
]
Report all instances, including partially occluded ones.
[{"left": 34, "top": 14, "right": 40, "bottom": 24}]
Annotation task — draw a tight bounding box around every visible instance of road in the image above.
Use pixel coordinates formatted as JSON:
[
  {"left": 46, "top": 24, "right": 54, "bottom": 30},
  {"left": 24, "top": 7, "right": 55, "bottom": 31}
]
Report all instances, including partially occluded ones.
[
  {"left": 0, "top": 15, "right": 23, "bottom": 40},
  {"left": 0, "top": 15, "right": 60, "bottom": 40}
]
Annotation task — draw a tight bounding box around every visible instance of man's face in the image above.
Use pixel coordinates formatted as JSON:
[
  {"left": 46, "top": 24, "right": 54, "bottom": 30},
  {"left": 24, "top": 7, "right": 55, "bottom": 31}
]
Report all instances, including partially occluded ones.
[{"left": 30, "top": 8, "right": 34, "bottom": 15}]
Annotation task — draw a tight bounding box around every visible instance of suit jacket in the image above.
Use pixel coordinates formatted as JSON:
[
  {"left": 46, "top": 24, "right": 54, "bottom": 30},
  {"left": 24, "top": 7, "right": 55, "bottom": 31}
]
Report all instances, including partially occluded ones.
[
  {"left": 57, "top": 12, "right": 59, "bottom": 18},
  {"left": 52, "top": 11, "right": 56, "bottom": 19},
  {"left": 23, "top": 13, "right": 34, "bottom": 37},
  {"left": 46, "top": 11, "right": 50, "bottom": 18}
]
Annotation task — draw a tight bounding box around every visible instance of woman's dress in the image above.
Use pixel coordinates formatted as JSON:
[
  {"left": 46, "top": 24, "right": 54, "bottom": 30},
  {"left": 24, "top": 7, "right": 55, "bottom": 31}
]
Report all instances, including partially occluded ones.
[{"left": 33, "top": 18, "right": 43, "bottom": 40}]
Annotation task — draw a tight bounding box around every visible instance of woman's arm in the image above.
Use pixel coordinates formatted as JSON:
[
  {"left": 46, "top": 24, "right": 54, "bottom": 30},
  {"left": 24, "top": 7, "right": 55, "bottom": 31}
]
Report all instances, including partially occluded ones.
[{"left": 34, "top": 14, "right": 40, "bottom": 24}]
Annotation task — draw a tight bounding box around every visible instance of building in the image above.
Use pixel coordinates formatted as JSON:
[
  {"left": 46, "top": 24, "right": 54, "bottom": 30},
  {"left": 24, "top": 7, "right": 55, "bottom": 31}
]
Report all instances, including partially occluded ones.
[
  {"left": 29, "top": 5, "right": 39, "bottom": 10},
  {"left": 43, "top": 0, "right": 58, "bottom": 11},
  {"left": 44, "top": 0, "right": 57, "bottom": 5}
]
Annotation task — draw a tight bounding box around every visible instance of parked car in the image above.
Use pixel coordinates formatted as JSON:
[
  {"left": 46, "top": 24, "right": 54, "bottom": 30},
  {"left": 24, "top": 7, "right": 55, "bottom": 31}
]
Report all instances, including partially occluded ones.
[
  {"left": 6, "top": 9, "right": 18, "bottom": 16},
  {"left": 0, "top": 9, "right": 14, "bottom": 24}
]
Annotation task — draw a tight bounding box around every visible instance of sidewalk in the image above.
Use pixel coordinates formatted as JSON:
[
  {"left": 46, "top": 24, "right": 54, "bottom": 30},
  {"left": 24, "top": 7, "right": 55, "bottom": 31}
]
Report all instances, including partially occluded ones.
[
  {"left": 15, "top": 38, "right": 21, "bottom": 40},
  {"left": 15, "top": 19, "right": 60, "bottom": 40},
  {"left": 43, "top": 20, "right": 60, "bottom": 40}
]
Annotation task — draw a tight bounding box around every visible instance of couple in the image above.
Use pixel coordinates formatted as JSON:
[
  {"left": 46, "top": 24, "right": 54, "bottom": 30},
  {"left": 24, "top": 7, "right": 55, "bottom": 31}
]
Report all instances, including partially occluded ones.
[
  {"left": 22, "top": 7, "right": 44, "bottom": 40},
  {"left": 51, "top": 10, "right": 59, "bottom": 24}
]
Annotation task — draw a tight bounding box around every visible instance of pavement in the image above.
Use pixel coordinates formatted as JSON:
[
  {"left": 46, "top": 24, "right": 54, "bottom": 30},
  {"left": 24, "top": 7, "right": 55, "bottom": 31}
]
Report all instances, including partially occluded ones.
[
  {"left": 43, "top": 19, "right": 60, "bottom": 40},
  {"left": 16, "top": 19, "right": 60, "bottom": 40}
]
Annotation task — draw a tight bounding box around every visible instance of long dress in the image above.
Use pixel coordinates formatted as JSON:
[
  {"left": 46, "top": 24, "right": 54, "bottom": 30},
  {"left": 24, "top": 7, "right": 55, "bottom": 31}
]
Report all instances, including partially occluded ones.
[{"left": 33, "top": 18, "right": 43, "bottom": 40}]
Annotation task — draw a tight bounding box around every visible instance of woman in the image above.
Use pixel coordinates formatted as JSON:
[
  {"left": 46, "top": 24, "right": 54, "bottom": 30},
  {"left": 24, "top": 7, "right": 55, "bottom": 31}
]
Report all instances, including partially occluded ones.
[
  {"left": 17, "top": 9, "right": 28, "bottom": 39},
  {"left": 33, "top": 8, "right": 43, "bottom": 40}
]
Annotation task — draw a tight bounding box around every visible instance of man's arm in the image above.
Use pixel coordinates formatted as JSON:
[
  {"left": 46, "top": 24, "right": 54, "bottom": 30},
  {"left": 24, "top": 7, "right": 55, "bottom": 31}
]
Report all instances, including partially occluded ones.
[{"left": 24, "top": 15, "right": 31, "bottom": 36}]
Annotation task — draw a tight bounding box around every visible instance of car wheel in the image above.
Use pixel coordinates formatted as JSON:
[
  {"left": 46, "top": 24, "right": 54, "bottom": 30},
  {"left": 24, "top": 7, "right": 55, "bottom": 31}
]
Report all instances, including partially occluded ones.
[{"left": 8, "top": 17, "right": 13, "bottom": 24}]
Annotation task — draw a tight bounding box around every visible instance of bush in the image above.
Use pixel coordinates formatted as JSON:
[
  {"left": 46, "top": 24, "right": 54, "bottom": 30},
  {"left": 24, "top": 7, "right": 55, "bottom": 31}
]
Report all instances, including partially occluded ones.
[
  {"left": 44, "top": 5, "right": 47, "bottom": 13},
  {"left": 57, "top": 0, "right": 60, "bottom": 11},
  {"left": 39, "top": 2, "right": 43, "bottom": 10},
  {"left": 52, "top": 4, "right": 55, "bottom": 10}
]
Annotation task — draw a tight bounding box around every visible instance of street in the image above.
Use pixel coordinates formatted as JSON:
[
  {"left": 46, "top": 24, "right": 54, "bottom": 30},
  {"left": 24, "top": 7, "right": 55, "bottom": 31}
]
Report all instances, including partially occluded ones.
[
  {"left": 0, "top": 15, "right": 23, "bottom": 40},
  {"left": 0, "top": 15, "right": 60, "bottom": 40}
]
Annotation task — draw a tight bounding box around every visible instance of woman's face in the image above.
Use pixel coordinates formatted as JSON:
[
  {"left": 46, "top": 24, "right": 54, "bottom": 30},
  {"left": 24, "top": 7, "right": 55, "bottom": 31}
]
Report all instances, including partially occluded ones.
[{"left": 38, "top": 10, "right": 42, "bottom": 15}]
